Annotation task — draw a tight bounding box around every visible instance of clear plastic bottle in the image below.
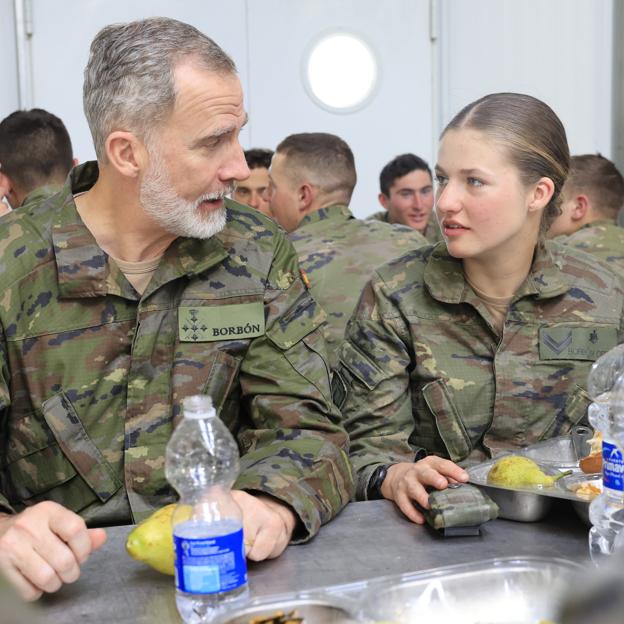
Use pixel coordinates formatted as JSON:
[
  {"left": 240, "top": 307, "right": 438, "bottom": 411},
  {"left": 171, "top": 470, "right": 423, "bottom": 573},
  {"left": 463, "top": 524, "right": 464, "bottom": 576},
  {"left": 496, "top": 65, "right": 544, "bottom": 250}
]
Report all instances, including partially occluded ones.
[
  {"left": 587, "top": 345, "right": 624, "bottom": 562},
  {"left": 165, "top": 395, "right": 249, "bottom": 623}
]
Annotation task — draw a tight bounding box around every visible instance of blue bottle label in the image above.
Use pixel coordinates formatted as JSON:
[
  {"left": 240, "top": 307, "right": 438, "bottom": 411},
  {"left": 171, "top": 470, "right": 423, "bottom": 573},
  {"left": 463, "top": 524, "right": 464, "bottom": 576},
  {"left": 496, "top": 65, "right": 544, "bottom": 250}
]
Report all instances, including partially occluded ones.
[
  {"left": 603, "top": 441, "right": 624, "bottom": 492},
  {"left": 173, "top": 527, "right": 247, "bottom": 594}
]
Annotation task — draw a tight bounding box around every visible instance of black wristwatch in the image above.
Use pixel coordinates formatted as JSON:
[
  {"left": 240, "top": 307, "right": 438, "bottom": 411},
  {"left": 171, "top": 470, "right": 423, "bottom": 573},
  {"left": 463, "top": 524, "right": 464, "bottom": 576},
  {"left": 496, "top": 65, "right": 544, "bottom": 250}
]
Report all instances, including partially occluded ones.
[{"left": 367, "top": 464, "right": 390, "bottom": 500}]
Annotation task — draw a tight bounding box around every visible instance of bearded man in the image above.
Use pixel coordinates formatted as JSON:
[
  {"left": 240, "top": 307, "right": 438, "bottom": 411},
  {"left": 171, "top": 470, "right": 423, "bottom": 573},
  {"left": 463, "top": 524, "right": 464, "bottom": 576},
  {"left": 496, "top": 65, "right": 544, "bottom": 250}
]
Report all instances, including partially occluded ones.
[{"left": 0, "top": 17, "right": 352, "bottom": 601}]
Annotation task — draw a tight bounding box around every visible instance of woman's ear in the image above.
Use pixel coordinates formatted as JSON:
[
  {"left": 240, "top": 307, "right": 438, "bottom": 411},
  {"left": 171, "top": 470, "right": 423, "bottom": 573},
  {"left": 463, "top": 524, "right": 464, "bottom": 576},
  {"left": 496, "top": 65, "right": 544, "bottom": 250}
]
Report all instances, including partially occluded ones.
[{"left": 528, "top": 176, "right": 555, "bottom": 213}]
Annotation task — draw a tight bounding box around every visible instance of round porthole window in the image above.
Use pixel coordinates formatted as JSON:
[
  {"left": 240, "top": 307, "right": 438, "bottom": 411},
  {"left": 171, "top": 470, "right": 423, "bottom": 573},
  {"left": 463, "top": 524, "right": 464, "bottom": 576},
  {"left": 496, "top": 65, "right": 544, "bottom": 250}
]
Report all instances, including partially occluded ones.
[{"left": 303, "top": 32, "right": 379, "bottom": 113}]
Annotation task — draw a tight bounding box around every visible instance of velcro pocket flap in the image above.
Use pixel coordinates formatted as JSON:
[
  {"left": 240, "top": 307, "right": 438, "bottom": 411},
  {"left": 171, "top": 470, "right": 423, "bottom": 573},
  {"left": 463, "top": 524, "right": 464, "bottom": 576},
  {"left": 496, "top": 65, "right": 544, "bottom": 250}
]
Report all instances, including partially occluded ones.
[
  {"left": 422, "top": 379, "right": 472, "bottom": 462},
  {"left": 42, "top": 392, "right": 122, "bottom": 503}
]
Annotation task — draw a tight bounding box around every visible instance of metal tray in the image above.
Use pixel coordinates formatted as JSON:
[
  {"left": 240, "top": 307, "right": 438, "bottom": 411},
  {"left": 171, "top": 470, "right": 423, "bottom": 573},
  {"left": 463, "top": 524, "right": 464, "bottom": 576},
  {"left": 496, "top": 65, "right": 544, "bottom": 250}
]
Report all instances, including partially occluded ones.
[
  {"left": 559, "top": 473, "right": 602, "bottom": 525},
  {"left": 222, "top": 557, "right": 583, "bottom": 624},
  {"left": 219, "top": 598, "right": 360, "bottom": 624},
  {"left": 468, "top": 436, "right": 592, "bottom": 522},
  {"left": 362, "top": 556, "right": 582, "bottom": 623}
]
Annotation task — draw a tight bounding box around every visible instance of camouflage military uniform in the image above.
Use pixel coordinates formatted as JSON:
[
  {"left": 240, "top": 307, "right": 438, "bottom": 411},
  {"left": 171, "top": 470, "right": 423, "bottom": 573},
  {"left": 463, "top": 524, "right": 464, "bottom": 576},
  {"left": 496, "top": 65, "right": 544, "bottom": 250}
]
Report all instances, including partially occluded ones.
[
  {"left": 555, "top": 220, "right": 624, "bottom": 279},
  {"left": 0, "top": 162, "right": 353, "bottom": 541},
  {"left": 367, "top": 209, "right": 443, "bottom": 243},
  {"left": 19, "top": 184, "right": 63, "bottom": 209},
  {"left": 289, "top": 204, "right": 426, "bottom": 368},
  {"left": 334, "top": 242, "right": 624, "bottom": 500}
]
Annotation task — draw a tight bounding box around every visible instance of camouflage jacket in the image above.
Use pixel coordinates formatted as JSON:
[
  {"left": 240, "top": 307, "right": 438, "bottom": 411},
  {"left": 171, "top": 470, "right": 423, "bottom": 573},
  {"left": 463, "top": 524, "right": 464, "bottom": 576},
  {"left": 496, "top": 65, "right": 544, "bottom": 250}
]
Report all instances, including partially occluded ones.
[
  {"left": 367, "top": 209, "right": 443, "bottom": 243},
  {"left": 555, "top": 220, "right": 624, "bottom": 279},
  {"left": 289, "top": 205, "right": 426, "bottom": 368},
  {"left": 335, "top": 242, "right": 624, "bottom": 500},
  {"left": 20, "top": 184, "right": 63, "bottom": 209},
  {"left": 0, "top": 162, "right": 353, "bottom": 540}
]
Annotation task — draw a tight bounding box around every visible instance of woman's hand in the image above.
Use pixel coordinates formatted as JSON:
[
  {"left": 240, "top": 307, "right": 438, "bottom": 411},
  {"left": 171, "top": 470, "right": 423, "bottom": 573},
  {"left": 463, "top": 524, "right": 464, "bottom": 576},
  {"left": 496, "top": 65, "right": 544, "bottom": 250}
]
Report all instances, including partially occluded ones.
[{"left": 380, "top": 457, "right": 469, "bottom": 524}]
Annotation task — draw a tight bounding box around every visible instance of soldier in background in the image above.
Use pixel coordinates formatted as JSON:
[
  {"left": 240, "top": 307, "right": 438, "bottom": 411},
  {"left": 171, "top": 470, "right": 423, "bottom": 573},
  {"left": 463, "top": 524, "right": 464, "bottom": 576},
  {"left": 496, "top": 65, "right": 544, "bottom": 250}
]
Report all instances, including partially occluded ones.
[
  {"left": 547, "top": 154, "right": 624, "bottom": 277},
  {"left": 0, "top": 17, "right": 352, "bottom": 601},
  {"left": 369, "top": 153, "right": 443, "bottom": 243},
  {"left": 265, "top": 132, "right": 426, "bottom": 367},
  {"left": 232, "top": 147, "right": 274, "bottom": 217},
  {"left": 335, "top": 93, "right": 624, "bottom": 524},
  {"left": 0, "top": 108, "right": 77, "bottom": 213}
]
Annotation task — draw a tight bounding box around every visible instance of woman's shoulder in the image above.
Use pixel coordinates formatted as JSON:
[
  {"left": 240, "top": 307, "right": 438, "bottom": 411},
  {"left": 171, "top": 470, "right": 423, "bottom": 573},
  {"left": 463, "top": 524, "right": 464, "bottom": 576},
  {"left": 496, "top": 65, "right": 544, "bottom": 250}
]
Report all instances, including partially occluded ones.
[{"left": 374, "top": 242, "right": 446, "bottom": 285}]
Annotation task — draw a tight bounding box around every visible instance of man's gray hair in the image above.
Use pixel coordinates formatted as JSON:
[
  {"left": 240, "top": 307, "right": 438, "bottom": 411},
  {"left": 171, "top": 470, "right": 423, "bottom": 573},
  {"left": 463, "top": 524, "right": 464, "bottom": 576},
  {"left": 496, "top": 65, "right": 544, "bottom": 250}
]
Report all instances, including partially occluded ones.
[{"left": 83, "top": 17, "right": 237, "bottom": 160}]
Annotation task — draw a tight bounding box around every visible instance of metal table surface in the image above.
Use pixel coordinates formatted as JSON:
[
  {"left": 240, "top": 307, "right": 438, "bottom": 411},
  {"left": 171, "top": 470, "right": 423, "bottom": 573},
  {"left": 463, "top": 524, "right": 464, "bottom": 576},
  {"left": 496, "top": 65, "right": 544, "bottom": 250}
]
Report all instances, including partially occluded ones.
[{"left": 37, "top": 498, "right": 590, "bottom": 623}]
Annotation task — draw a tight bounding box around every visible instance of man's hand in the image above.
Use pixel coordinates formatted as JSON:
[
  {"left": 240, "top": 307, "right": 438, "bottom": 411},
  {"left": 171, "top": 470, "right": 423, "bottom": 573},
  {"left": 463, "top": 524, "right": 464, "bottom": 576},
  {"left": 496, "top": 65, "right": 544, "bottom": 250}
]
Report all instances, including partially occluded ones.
[
  {"left": 0, "top": 502, "right": 107, "bottom": 601},
  {"left": 231, "top": 491, "right": 296, "bottom": 561},
  {"left": 380, "top": 457, "right": 469, "bottom": 524}
]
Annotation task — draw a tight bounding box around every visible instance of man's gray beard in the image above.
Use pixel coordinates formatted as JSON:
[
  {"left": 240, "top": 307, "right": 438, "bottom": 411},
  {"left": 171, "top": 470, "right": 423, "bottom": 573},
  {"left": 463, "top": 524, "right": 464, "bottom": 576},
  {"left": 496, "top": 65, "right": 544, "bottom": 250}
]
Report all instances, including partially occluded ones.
[{"left": 139, "top": 152, "right": 231, "bottom": 239}]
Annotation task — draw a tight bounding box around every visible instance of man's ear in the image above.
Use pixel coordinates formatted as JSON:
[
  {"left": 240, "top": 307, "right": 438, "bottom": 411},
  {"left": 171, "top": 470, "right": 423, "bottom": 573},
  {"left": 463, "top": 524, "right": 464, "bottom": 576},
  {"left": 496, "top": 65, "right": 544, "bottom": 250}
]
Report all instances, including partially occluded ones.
[
  {"left": 528, "top": 177, "right": 555, "bottom": 213},
  {"left": 570, "top": 194, "right": 589, "bottom": 222},
  {"left": 0, "top": 172, "right": 12, "bottom": 200},
  {"left": 298, "top": 183, "right": 316, "bottom": 212},
  {"left": 378, "top": 192, "right": 390, "bottom": 210},
  {"left": 104, "top": 131, "right": 147, "bottom": 178}
]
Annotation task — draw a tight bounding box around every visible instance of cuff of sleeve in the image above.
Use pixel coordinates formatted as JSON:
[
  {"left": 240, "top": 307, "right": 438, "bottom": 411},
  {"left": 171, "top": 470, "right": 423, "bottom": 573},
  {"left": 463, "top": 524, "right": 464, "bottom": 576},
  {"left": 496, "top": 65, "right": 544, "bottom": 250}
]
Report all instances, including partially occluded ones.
[
  {"left": 357, "top": 463, "right": 384, "bottom": 501},
  {"left": 234, "top": 475, "right": 323, "bottom": 544},
  {"left": 0, "top": 494, "right": 15, "bottom": 515},
  {"left": 356, "top": 447, "right": 428, "bottom": 501}
]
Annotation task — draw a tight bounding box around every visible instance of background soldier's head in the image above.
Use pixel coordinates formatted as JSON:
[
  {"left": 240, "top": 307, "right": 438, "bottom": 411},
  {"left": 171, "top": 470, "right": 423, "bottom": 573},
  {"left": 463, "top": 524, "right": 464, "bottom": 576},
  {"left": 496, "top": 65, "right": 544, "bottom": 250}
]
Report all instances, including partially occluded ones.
[
  {"left": 267, "top": 132, "right": 356, "bottom": 232},
  {"left": 0, "top": 108, "right": 75, "bottom": 209},
  {"left": 233, "top": 148, "right": 274, "bottom": 217},
  {"left": 83, "top": 17, "right": 249, "bottom": 239},
  {"left": 547, "top": 154, "right": 624, "bottom": 238},
  {"left": 378, "top": 153, "right": 434, "bottom": 233}
]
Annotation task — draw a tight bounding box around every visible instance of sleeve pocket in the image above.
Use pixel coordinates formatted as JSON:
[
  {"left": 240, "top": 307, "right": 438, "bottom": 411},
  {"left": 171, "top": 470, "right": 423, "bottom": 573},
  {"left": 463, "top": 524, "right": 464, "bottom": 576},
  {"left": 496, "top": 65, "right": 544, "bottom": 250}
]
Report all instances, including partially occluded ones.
[{"left": 422, "top": 379, "right": 472, "bottom": 462}]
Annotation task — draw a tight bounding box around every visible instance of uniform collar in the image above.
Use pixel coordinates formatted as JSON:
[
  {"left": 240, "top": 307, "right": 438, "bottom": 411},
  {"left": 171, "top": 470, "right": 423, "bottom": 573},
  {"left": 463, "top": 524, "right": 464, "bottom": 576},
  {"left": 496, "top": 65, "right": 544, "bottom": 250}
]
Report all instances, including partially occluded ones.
[
  {"left": 579, "top": 219, "right": 614, "bottom": 230},
  {"left": 20, "top": 184, "right": 63, "bottom": 207},
  {"left": 297, "top": 204, "right": 353, "bottom": 228},
  {"left": 423, "top": 241, "right": 570, "bottom": 304},
  {"left": 53, "top": 161, "right": 228, "bottom": 300}
]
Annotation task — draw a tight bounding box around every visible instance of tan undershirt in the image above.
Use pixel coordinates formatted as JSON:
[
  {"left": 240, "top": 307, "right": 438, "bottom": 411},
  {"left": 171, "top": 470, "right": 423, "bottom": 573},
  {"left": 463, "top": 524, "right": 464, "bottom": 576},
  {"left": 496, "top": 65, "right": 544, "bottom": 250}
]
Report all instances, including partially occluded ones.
[
  {"left": 73, "top": 191, "right": 163, "bottom": 294},
  {"left": 111, "top": 255, "right": 163, "bottom": 295},
  {"left": 465, "top": 274, "right": 513, "bottom": 335}
]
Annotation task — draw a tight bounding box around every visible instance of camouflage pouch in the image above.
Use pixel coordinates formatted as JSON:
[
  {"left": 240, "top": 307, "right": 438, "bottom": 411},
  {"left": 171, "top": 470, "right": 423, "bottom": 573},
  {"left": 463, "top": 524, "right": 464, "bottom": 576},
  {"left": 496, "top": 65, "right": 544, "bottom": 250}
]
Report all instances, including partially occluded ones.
[{"left": 423, "top": 484, "right": 499, "bottom": 533}]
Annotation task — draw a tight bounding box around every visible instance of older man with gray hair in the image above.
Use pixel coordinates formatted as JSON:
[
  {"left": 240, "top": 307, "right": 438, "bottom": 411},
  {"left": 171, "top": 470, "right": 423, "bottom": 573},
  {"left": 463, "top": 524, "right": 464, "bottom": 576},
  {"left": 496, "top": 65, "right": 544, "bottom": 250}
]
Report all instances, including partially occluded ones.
[{"left": 0, "top": 17, "right": 352, "bottom": 601}]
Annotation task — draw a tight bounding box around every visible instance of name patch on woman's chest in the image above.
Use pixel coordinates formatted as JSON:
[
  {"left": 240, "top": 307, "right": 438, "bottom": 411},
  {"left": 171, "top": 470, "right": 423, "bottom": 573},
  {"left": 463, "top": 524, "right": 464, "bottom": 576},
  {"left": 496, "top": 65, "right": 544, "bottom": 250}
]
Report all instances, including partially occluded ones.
[
  {"left": 539, "top": 326, "right": 618, "bottom": 360},
  {"left": 178, "top": 303, "right": 265, "bottom": 342}
]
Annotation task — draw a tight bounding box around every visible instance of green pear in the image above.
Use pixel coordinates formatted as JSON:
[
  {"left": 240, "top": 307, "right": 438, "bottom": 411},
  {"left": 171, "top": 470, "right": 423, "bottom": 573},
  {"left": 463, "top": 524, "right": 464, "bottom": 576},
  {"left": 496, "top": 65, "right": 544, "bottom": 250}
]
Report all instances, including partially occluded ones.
[
  {"left": 487, "top": 456, "right": 570, "bottom": 488},
  {"left": 126, "top": 503, "right": 177, "bottom": 575}
]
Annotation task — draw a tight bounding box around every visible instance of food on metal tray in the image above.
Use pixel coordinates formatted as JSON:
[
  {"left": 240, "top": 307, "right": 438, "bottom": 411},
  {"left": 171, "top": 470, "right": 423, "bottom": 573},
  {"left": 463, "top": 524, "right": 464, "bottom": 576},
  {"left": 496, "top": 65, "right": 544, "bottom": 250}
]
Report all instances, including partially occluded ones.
[
  {"left": 249, "top": 610, "right": 304, "bottom": 624},
  {"left": 580, "top": 431, "right": 603, "bottom": 474},
  {"left": 569, "top": 480, "right": 602, "bottom": 500},
  {"left": 487, "top": 456, "right": 570, "bottom": 488}
]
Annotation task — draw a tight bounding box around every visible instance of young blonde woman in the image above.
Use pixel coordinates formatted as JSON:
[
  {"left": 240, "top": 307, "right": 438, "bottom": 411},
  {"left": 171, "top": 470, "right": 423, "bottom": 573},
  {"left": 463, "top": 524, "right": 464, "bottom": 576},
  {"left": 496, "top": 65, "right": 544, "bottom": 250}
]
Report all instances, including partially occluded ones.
[{"left": 335, "top": 93, "right": 624, "bottom": 524}]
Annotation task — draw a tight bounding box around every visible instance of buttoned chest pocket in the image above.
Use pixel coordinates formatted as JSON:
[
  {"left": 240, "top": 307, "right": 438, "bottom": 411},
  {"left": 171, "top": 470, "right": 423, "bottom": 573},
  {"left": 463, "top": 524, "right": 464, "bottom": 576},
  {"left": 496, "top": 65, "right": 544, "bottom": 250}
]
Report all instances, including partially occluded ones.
[{"left": 2, "top": 391, "right": 122, "bottom": 513}]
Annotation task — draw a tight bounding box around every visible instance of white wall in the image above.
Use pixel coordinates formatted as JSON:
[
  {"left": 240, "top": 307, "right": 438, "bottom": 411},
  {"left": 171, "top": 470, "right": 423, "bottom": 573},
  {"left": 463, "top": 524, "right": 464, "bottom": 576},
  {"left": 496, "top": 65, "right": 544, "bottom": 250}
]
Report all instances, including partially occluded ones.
[
  {"left": 0, "top": 0, "right": 19, "bottom": 117},
  {"left": 1, "top": 0, "right": 617, "bottom": 215},
  {"left": 438, "top": 0, "right": 613, "bottom": 156}
]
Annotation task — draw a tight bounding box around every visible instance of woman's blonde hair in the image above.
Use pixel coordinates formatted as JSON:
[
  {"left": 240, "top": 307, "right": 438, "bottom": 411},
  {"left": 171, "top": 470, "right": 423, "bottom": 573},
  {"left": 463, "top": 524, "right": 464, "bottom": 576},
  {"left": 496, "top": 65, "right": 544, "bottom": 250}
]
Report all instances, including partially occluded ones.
[{"left": 442, "top": 93, "right": 570, "bottom": 235}]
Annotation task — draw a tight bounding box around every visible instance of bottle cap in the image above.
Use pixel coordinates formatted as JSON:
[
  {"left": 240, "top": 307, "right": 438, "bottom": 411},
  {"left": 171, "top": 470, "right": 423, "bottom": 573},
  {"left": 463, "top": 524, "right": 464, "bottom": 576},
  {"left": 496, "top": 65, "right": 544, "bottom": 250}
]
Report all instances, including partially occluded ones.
[{"left": 182, "top": 395, "right": 216, "bottom": 419}]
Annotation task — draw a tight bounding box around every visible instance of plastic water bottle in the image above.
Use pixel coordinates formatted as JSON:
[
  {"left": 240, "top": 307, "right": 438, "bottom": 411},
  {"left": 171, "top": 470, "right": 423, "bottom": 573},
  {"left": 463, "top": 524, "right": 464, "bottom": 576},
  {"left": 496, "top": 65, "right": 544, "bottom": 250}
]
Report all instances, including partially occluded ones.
[
  {"left": 587, "top": 345, "right": 624, "bottom": 562},
  {"left": 165, "top": 395, "right": 249, "bottom": 623}
]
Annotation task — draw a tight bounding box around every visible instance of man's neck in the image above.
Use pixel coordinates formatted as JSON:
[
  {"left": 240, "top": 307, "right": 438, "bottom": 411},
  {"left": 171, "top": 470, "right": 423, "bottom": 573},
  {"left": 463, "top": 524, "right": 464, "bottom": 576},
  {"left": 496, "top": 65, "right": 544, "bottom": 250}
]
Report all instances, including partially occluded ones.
[{"left": 74, "top": 171, "right": 176, "bottom": 262}]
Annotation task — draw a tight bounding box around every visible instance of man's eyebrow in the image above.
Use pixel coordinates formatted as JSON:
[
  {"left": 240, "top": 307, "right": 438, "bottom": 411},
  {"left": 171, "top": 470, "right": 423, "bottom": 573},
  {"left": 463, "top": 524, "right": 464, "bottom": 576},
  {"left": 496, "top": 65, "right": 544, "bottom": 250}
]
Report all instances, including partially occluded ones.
[{"left": 194, "top": 114, "right": 250, "bottom": 146}]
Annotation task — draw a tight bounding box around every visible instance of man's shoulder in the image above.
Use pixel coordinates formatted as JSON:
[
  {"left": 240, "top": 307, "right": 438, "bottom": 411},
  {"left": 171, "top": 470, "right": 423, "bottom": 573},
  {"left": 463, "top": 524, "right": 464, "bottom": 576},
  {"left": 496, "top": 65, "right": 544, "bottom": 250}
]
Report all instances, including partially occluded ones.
[
  {"left": 222, "top": 198, "right": 283, "bottom": 244},
  {"left": 547, "top": 240, "right": 621, "bottom": 291},
  {"left": 0, "top": 191, "right": 62, "bottom": 286},
  {"left": 366, "top": 210, "right": 387, "bottom": 222}
]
